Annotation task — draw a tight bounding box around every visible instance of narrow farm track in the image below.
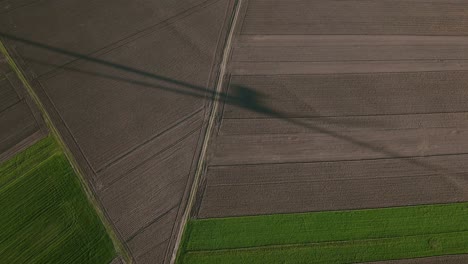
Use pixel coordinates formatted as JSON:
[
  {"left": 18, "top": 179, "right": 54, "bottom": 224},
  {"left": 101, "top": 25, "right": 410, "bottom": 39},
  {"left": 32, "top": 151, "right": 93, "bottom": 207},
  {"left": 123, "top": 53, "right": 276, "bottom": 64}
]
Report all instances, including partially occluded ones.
[{"left": 169, "top": 1, "right": 243, "bottom": 262}]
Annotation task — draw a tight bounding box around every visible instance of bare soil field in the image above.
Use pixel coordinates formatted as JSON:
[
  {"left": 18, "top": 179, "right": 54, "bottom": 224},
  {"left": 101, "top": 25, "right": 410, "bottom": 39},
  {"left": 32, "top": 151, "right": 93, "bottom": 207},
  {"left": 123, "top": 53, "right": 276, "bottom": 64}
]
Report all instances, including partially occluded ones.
[
  {"left": 199, "top": 155, "right": 468, "bottom": 217},
  {"left": 209, "top": 129, "right": 468, "bottom": 165},
  {"left": 0, "top": 0, "right": 211, "bottom": 76},
  {"left": 240, "top": 0, "right": 468, "bottom": 35},
  {"left": 200, "top": 174, "right": 465, "bottom": 217},
  {"left": 223, "top": 73, "right": 468, "bottom": 118},
  {"left": 219, "top": 113, "right": 468, "bottom": 135},
  {"left": 232, "top": 36, "right": 468, "bottom": 62},
  {"left": 195, "top": 0, "right": 468, "bottom": 221},
  {"left": 0, "top": 0, "right": 236, "bottom": 263},
  {"left": 0, "top": 53, "right": 45, "bottom": 162}
]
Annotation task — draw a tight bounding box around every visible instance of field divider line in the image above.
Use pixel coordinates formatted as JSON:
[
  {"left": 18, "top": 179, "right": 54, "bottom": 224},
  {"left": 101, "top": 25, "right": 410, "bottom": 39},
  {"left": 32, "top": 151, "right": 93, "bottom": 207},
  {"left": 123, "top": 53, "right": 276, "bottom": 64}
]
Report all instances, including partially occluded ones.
[
  {"left": 0, "top": 41, "right": 132, "bottom": 264},
  {"left": 169, "top": 0, "right": 243, "bottom": 263},
  {"left": 206, "top": 173, "right": 446, "bottom": 187},
  {"left": 195, "top": 201, "right": 468, "bottom": 221},
  {"left": 207, "top": 151, "right": 468, "bottom": 168},
  {"left": 183, "top": 229, "right": 468, "bottom": 254},
  {"left": 232, "top": 59, "right": 468, "bottom": 63}
]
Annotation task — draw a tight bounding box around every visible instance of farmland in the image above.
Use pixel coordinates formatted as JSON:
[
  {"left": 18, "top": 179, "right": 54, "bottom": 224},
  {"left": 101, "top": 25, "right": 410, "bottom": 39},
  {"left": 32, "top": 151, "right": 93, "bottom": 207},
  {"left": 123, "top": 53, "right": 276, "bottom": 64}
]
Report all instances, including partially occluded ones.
[
  {"left": 195, "top": 0, "right": 468, "bottom": 218},
  {"left": 0, "top": 136, "right": 116, "bottom": 263},
  {"left": 0, "top": 0, "right": 237, "bottom": 262},
  {"left": 187, "top": 0, "right": 468, "bottom": 263},
  {"left": 3, "top": 0, "right": 468, "bottom": 263},
  {"left": 178, "top": 203, "right": 468, "bottom": 263}
]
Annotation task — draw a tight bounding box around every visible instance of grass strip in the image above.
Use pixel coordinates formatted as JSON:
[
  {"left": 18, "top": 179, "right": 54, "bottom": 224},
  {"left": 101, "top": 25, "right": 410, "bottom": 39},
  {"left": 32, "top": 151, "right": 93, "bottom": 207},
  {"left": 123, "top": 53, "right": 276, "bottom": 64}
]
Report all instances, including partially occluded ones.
[
  {"left": 186, "top": 203, "right": 468, "bottom": 251},
  {"left": 177, "top": 203, "right": 468, "bottom": 263},
  {"left": 181, "top": 231, "right": 468, "bottom": 264}
]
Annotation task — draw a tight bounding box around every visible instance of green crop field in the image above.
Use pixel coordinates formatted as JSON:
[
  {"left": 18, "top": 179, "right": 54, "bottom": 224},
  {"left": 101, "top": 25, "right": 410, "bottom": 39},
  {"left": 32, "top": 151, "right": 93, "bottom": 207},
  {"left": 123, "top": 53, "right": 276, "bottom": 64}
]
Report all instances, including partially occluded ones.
[
  {"left": 178, "top": 203, "right": 468, "bottom": 263},
  {"left": 0, "top": 136, "right": 116, "bottom": 264}
]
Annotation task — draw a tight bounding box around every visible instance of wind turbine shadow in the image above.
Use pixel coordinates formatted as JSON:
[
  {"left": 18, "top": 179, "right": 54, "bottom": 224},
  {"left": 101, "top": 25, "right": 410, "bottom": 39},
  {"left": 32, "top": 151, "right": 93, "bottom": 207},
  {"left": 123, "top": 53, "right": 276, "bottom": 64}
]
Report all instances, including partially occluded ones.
[{"left": 1, "top": 32, "right": 466, "bottom": 193}]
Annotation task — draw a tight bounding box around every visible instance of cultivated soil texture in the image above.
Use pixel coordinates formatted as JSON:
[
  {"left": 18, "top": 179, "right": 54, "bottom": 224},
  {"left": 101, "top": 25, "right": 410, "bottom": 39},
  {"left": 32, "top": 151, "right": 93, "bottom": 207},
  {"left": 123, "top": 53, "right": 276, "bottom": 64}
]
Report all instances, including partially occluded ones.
[
  {"left": 0, "top": 0, "right": 237, "bottom": 263},
  {"left": 0, "top": 50, "right": 45, "bottom": 162},
  {"left": 195, "top": 0, "right": 468, "bottom": 219}
]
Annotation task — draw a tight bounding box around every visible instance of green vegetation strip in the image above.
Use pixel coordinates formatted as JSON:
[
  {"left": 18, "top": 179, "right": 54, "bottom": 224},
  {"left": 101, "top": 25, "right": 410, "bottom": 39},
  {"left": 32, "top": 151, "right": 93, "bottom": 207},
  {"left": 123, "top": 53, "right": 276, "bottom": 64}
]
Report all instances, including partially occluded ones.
[
  {"left": 182, "top": 231, "right": 468, "bottom": 264},
  {"left": 178, "top": 203, "right": 468, "bottom": 263},
  {"left": 0, "top": 137, "right": 116, "bottom": 263}
]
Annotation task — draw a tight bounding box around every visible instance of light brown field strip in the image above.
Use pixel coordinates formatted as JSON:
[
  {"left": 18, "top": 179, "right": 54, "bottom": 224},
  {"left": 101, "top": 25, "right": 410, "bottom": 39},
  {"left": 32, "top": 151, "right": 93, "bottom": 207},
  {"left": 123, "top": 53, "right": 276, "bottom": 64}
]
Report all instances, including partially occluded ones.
[
  {"left": 223, "top": 72, "right": 468, "bottom": 119},
  {"left": 198, "top": 174, "right": 466, "bottom": 218},
  {"left": 232, "top": 46, "right": 468, "bottom": 62},
  {"left": 241, "top": 0, "right": 468, "bottom": 35},
  {"left": 235, "top": 35, "right": 468, "bottom": 47},
  {"left": 230, "top": 61, "right": 468, "bottom": 75},
  {"left": 219, "top": 113, "right": 468, "bottom": 135},
  {"left": 232, "top": 45, "right": 468, "bottom": 63},
  {"left": 205, "top": 155, "right": 468, "bottom": 186},
  {"left": 232, "top": 35, "right": 468, "bottom": 62},
  {"left": 210, "top": 128, "right": 468, "bottom": 166}
]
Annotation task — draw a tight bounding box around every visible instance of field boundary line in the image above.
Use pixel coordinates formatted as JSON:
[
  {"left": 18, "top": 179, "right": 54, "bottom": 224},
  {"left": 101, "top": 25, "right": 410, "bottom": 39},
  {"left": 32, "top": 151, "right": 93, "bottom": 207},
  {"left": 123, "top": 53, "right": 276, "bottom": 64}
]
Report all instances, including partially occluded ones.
[
  {"left": 227, "top": 69, "right": 468, "bottom": 78},
  {"left": 221, "top": 110, "right": 468, "bottom": 119},
  {"left": 206, "top": 151, "right": 468, "bottom": 167},
  {"left": 169, "top": 0, "right": 243, "bottom": 263},
  {"left": 195, "top": 201, "right": 468, "bottom": 220},
  {"left": 206, "top": 173, "right": 445, "bottom": 187},
  {"left": 0, "top": 41, "right": 131, "bottom": 264}
]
